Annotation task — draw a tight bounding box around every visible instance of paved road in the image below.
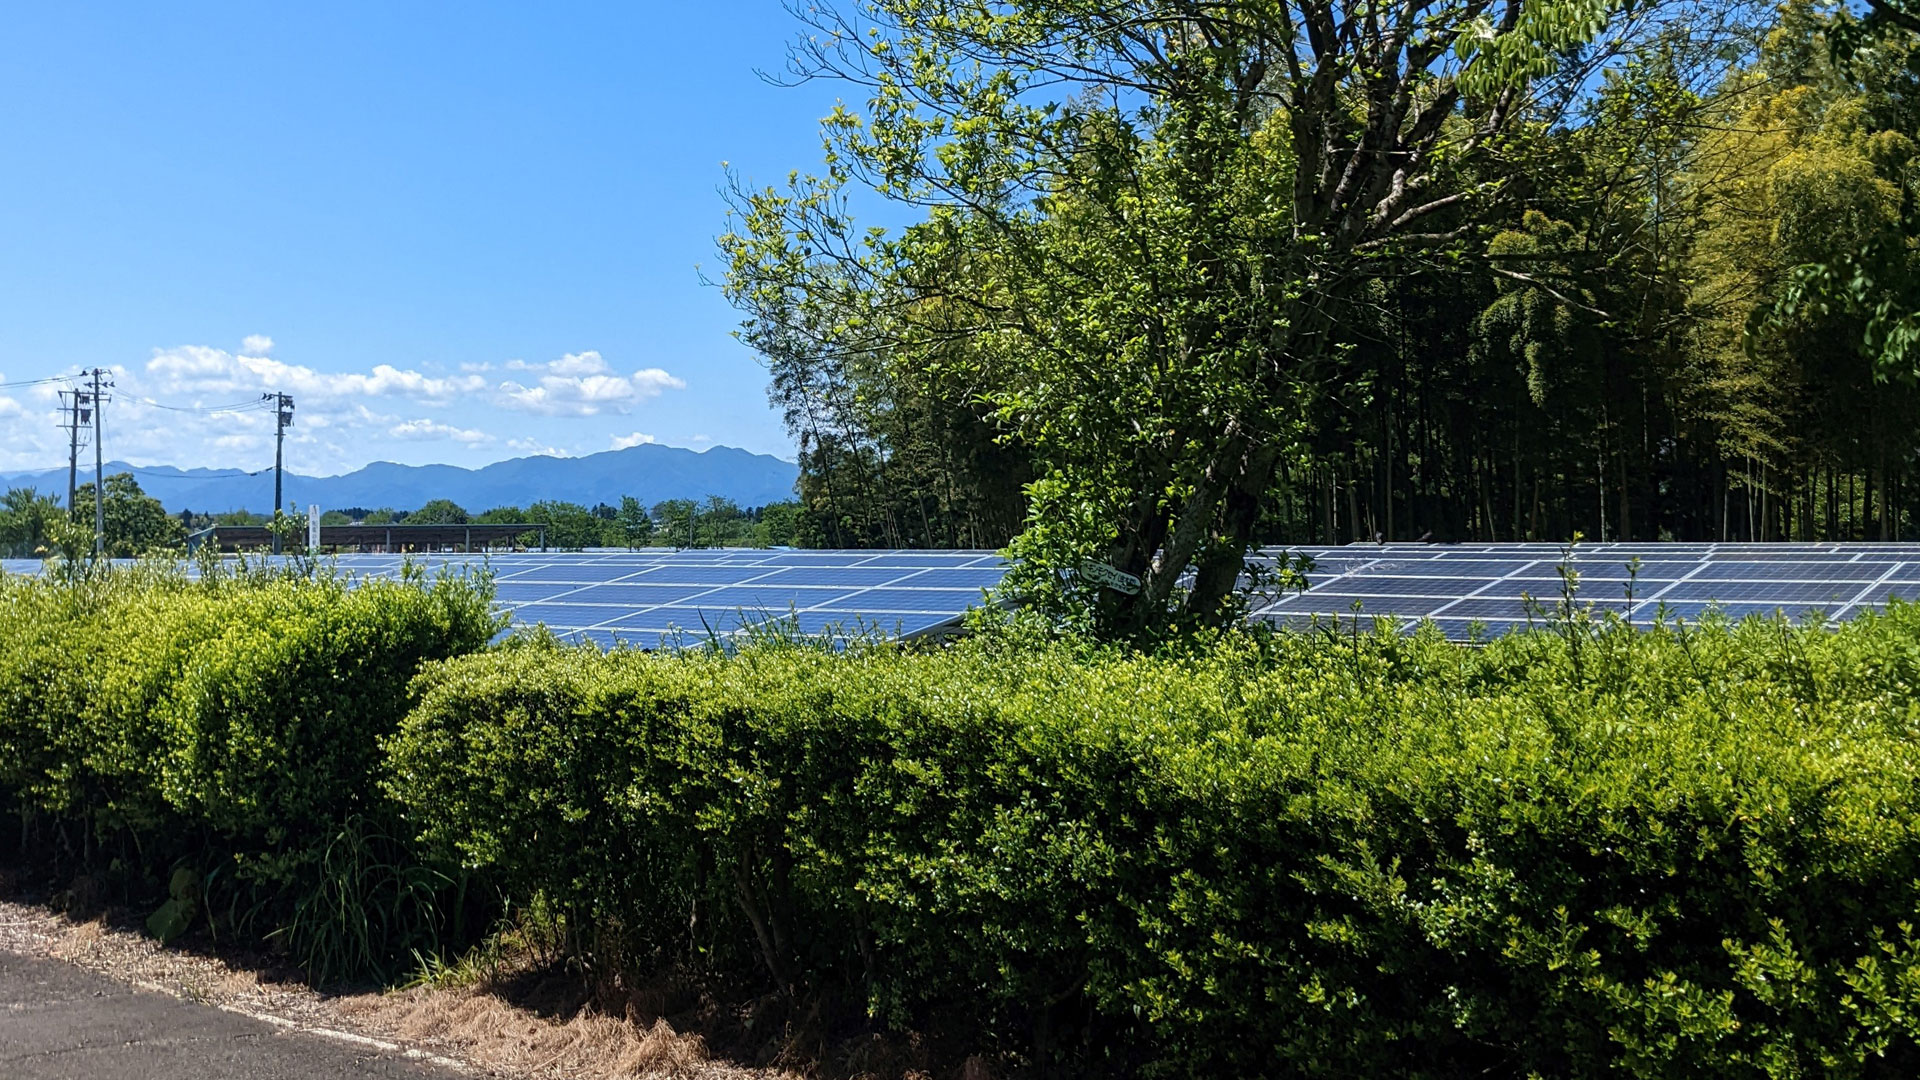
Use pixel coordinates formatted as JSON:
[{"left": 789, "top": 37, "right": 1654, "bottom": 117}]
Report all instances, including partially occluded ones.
[{"left": 0, "top": 951, "right": 458, "bottom": 1079}]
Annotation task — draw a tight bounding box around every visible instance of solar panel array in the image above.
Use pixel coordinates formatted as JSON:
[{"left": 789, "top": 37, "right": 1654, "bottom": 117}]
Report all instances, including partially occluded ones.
[
  {"left": 13, "top": 542, "right": 1920, "bottom": 647},
  {"left": 2, "top": 549, "right": 1007, "bottom": 650},
  {"left": 1247, "top": 542, "right": 1920, "bottom": 640},
  {"left": 325, "top": 548, "right": 1006, "bottom": 650}
]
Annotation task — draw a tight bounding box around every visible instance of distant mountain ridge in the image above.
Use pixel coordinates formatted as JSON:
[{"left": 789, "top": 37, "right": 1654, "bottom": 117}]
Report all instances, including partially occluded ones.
[{"left": 0, "top": 443, "right": 800, "bottom": 514}]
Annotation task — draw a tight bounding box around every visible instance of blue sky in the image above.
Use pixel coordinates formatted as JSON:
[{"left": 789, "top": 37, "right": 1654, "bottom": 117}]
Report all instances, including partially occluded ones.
[{"left": 0, "top": 2, "right": 842, "bottom": 475}]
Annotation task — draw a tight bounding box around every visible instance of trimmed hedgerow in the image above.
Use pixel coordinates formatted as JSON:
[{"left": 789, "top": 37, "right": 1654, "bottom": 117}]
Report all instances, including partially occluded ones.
[
  {"left": 13, "top": 554, "right": 1920, "bottom": 1076},
  {"left": 389, "top": 611, "right": 1920, "bottom": 1078},
  {"left": 0, "top": 560, "right": 500, "bottom": 979}
]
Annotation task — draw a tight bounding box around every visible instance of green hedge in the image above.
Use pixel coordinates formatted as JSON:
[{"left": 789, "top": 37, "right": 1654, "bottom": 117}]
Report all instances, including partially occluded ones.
[
  {"left": 12, "top": 557, "right": 1920, "bottom": 1076},
  {"left": 389, "top": 613, "right": 1920, "bottom": 1078},
  {"left": 0, "top": 562, "right": 499, "bottom": 978}
]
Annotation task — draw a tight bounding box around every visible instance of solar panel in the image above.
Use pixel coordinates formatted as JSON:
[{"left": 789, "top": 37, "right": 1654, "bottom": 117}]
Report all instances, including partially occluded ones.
[
  {"left": 1248, "top": 542, "right": 1920, "bottom": 640},
  {"left": 1664, "top": 580, "right": 1859, "bottom": 603},
  {"left": 1317, "top": 576, "right": 1487, "bottom": 596},
  {"left": 462, "top": 549, "right": 1007, "bottom": 647},
  {"left": 0, "top": 548, "right": 1008, "bottom": 650},
  {"left": 555, "top": 583, "right": 715, "bottom": 606},
  {"left": 817, "top": 587, "right": 988, "bottom": 612},
  {"left": 15, "top": 542, "right": 1920, "bottom": 648}
]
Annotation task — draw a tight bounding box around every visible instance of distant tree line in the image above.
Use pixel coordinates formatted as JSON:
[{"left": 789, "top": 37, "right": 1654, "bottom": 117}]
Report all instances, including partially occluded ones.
[
  {"left": 2, "top": 473, "right": 804, "bottom": 558},
  {"left": 304, "top": 496, "right": 802, "bottom": 550}
]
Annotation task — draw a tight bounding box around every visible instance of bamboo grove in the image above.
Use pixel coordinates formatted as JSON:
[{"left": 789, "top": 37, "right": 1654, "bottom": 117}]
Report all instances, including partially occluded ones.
[{"left": 725, "top": 1, "right": 1920, "bottom": 583}]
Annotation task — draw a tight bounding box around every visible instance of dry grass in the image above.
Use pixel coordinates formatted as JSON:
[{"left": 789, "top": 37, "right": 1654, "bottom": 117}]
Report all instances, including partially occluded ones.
[
  {"left": 0, "top": 892, "right": 794, "bottom": 1080},
  {"left": 0, "top": 873, "right": 989, "bottom": 1080},
  {"left": 344, "top": 986, "right": 741, "bottom": 1080}
]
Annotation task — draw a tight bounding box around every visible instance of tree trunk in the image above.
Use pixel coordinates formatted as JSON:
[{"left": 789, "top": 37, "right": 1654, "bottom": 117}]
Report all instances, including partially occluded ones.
[{"left": 1185, "top": 441, "right": 1289, "bottom": 621}]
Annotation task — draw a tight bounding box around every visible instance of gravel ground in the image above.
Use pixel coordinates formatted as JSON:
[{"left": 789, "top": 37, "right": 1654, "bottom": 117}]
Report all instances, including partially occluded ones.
[{"left": 0, "top": 895, "right": 788, "bottom": 1080}]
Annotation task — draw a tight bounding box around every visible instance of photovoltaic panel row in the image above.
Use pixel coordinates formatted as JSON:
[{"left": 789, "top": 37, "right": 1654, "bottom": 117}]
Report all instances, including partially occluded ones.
[
  {"left": 21, "top": 542, "right": 1920, "bottom": 646},
  {"left": 0, "top": 550, "right": 1009, "bottom": 651},
  {"left": 1247, "top": 543, "right": 1920, "bottom": 640},
  {"left": 317, "top": 549, "right": 1011, "bottom": 649}
]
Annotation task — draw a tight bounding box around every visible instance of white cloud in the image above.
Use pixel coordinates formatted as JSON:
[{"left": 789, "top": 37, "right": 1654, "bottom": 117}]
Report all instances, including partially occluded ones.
[
  {"left": 493, "top": 350, "right": 684, "bottom": 417},
  {"left": 0, "top": 341, "right": 723, "bottom": 477},
  {"left": 547, "top": 351, "right": 611, "bottom": 377},
  {"left": 390, "top": 418, "right": 492, "bottom": 445},
  {"left": 507, "top": 437, "right": 567, "bottom": 457},
  {"left": 147, "top": 345, "right": 487, "bottom": 403}
]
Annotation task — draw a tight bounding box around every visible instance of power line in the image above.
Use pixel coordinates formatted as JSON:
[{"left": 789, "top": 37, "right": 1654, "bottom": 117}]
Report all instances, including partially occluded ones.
[
  {"left": 27, "top": 374, "right": 297, "bottom": 544},
  {"left": 0, "top": 374, "right": 83, "bottom": 391},
  {"left": 131, "top": 396, "right": 274, "bottom": 414},
  {"left": 116, "top": 465, "right": 273, "bottom": 481}
]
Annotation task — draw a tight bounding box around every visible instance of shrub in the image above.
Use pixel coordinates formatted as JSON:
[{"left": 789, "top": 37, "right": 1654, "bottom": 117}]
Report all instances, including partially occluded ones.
[
  {"left": 0, "top": 560, "right": 500, "bottom": 980},
  {"left": 14, "top": 551, "right": 1920, "bottom": 1075},
  {"left": 390, "top": 609, "right": 1920, "bottom": 1077}
]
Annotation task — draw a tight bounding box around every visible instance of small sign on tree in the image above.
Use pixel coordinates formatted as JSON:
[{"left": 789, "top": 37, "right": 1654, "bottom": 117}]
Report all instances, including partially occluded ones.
[{"left": 1079, "top": 559, "right": 1142, "bottom": 595}]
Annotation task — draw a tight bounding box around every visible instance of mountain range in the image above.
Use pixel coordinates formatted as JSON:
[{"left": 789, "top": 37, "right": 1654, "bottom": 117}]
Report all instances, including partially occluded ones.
[{"left": 0, "top": 443, "right": 800, "bottom": 515}]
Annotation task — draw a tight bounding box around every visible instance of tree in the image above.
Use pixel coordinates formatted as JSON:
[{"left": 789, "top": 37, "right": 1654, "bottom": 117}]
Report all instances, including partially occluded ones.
[
  {"left": 727, "top": 0, "right": 1662, "bottom": 635},
  {"left": 757, "top": 501, "right": 802, "bottom": 548},
  {"left": 615, "top": 496, "right": 654, "bottom": 548},
  {"left": 1764, "top": 4, "right": 1920, "bottom": 382},
  {"left": 362, "top": 508, "right": 406, "bottom": 525},
  {"left": 468, "top": 505, "right": 535, "bottom": 547},
  {"left": 697, "top": 496, "right": 746, "bottom": 548},
  {"left": 72, "top": 473, "right": 186, "bottom": 558},
  {"left": 653, "top": 499, "right": 698, "bottom": 548},
  {"left": 1829, "top": 0, "right": 1920, "bottom": 67},
  {"left": 0, "top": 487, "right": 65, "bottom": 558},
  {"left": 527, "top": 500, "right": 601, "bottom": 550},
  {"left": 408, "top": 499, "right": 469, "bottom": 525},
  {"left": 723, "top": 1, "right": 1920, "bottom": 557}
]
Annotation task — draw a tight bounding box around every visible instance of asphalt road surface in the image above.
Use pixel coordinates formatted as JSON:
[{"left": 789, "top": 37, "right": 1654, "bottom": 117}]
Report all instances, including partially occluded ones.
[{"left": 0, "top": 951, "right": 458, "bottom": 1079}]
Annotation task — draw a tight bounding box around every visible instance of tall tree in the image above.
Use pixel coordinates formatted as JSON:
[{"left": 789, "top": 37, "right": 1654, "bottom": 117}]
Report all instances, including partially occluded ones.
[
  {"left": 729, "top": 0, "right": 1669, "bottom": 634},
  {"left": 0, "top": 488, "right": 65, "bottom": 559},
  {"left": 408, "top": 499, "right": 469, "bottom": 525},
  {"left": 616, "top": 495, "right": 654, "bottom": 548},
  {"left": 72, "top": 474, "right": 186, "bottom": 558}
]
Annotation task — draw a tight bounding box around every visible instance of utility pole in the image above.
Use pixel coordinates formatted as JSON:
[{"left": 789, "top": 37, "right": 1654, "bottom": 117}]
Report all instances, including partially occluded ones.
[
  {"left": 58, "top": 388, "right": 86, "bottom": 517},
  {"left": 89, "top": 368, "right": 110, "bottom": 558},
  {"left": 267, "top": 392, "right": 294, "bottom": 553}
]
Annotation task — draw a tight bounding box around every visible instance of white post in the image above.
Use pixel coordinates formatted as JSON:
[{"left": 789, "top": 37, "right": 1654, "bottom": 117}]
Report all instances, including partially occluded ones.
[{"left": 308, "top": 504, "right": 320, "bottom": 551}]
